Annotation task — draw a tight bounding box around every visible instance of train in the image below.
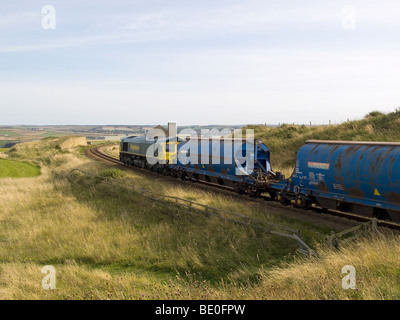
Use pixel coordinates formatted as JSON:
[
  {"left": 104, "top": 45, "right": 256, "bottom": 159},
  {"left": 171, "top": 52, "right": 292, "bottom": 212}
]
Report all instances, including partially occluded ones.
[{"left": 120, "top": 129, "right": 400, "bottom": 222}]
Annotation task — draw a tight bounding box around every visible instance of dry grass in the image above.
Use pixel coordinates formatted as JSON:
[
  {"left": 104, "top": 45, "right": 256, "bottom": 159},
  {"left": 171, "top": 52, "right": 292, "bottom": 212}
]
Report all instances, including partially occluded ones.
[
  {"left": 216, "top": 233, "right": 400, "bottom": 300},
  {"left": 1, "top": 136, "right": 399, "bottom": 300},
  {"left": 0, "top": 137, "right": 312, "bottom": 299},
  {"left": 3, "top": 234, "right": 400, "bottom": 300},
  {"left": 103, "top": 145, "right": 120, "bottom": 158}
]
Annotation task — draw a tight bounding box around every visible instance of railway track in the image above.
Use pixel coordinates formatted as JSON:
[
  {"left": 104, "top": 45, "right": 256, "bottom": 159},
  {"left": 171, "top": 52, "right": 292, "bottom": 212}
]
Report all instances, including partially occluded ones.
[{"left": 87, "top": 145, "right": 400, "bottom": 231}]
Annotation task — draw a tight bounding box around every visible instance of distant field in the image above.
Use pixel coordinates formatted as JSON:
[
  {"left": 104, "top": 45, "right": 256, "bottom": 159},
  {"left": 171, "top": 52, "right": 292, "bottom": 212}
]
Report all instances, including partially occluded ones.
[
  {"left": 38, "top": 131, "right": 68, "bottom": 137},
  {"left": 0, "top": 130, "right": 21, "bottom": 137},
  {"left": 0, "top": 148, "right": 10, "bottom": 152},
  {"left": 0, "top": 159, "right": 40, "bottom": 178}
]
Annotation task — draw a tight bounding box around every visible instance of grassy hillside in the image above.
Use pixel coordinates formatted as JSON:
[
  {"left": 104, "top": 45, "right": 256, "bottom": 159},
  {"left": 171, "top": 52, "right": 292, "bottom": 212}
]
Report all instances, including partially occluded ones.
[
  {"left": 206, "top": 233, "right": 400, "bottom": 299},
  {"left": 1, "top": 130, "right": 399, "bottom": 300},
  {"left": 0, "top": 136, "right": 340, "bottom": 299},
  {"left": 247, "top": 110, "right": 400, "bottom": 176}
]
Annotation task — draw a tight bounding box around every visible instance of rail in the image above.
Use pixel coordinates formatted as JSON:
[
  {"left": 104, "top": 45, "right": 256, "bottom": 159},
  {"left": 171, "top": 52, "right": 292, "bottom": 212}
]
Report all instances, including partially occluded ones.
[{"left": 61, "top": 168, "right": 318, "bottom": 258}]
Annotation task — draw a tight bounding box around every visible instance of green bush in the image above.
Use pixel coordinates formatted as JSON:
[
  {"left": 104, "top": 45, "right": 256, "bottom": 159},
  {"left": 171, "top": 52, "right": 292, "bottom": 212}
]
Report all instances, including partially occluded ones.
[{"left": 98, "top": 168, "right": 127, "bottom": 179}]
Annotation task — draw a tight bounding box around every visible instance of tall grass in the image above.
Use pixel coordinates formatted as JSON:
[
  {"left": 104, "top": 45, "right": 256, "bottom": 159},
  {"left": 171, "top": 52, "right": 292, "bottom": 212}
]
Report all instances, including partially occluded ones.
[
  {"left": 0, "top": 136, "right": 333, "bottom": 299},
  {"left": 1, "top": 128, "right": 399, "bottom": 300},
  {"left": 219, "top": 233, "right": 400, "bottom": 300}
]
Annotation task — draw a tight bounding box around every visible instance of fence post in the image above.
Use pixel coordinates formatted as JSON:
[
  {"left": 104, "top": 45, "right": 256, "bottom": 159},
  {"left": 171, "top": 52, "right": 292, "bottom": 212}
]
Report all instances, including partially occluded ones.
[
  {"left": 371, "top": 218, "right": 377, "bottom": 233},
  {"left": 327, "top": 231, "right": 340, "bottom": 249}
]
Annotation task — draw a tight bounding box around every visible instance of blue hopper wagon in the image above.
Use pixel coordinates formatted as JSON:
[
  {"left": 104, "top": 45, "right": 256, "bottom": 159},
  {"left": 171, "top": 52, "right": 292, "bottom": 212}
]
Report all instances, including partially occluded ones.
[
  {"left": 271, "top": 140, "right": 400, "bottom": 221},
  {"left": 170, "top": 138, "right": 279, "bottom": 195}
]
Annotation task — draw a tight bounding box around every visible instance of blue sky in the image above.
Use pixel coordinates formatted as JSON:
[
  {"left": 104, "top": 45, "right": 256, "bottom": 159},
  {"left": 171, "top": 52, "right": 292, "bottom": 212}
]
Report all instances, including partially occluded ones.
[{"left": 1, "top": 0, "right": 400, "bottom": 125}]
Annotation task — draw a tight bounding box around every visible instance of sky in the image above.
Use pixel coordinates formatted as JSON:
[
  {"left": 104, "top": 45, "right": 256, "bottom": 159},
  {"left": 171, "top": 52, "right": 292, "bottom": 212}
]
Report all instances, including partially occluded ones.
[{"left": 0, "top": 0, "right": 400, "bottom": 125}]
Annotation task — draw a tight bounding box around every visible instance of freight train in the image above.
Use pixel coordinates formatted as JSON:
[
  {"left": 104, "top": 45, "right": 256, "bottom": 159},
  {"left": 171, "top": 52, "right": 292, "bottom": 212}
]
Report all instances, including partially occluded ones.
[{"left": 120, "top": 132, "right": 400, "bottom": 222}]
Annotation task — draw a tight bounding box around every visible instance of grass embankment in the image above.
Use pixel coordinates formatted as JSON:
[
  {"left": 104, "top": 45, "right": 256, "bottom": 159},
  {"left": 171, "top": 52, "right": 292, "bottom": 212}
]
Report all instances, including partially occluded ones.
[
  {"left": 247, "top": 110, "right": 400, "bottom": 176},
  {"left": 0, "top": 136, "right": 340, "bottom": 299},
  {"left": 0, "top": 159, "right": 40, "bottom": 178},
  {"left": 0, "top": 146, "right": 40, "bottom": 178},
  {"left": 224, "top": 234, "right": 400, "bottom": 299},
  {"left": 103, "top": 145, "right": 120, "bottom": 158}
]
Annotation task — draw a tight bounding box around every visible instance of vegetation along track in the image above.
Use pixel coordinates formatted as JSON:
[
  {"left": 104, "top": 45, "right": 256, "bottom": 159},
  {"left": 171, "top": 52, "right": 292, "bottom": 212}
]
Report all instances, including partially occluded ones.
[{"left": 87, "top": 145, "right": 400, "bottom": 231}]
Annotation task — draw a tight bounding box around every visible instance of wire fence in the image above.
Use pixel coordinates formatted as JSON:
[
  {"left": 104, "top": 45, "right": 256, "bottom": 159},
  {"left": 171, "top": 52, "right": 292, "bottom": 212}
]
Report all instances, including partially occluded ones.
[
  {"left": 325, "top": 219, "right": 378, "bottom": 249},
  {"left": 56, "top": 168, "right": 318, "bottom": 258}
]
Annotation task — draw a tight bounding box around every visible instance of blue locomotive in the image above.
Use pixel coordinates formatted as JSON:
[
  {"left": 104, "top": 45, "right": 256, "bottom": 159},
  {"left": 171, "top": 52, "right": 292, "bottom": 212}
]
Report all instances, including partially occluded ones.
[
  {"left": 120, "top": 135, "right": 178, "bottom": 174},
  {"left": 120, "top": 133, "right": 282, "bottom": 196},
  {"left": 120, "top": 132, "right": 400, "bottom": 221}
]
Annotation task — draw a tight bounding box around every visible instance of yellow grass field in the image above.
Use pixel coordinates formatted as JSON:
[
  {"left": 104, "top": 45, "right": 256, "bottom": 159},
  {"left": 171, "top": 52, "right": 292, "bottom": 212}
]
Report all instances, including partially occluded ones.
[{"left": 0, "top": 136, "right": 399, "bottom": 299}]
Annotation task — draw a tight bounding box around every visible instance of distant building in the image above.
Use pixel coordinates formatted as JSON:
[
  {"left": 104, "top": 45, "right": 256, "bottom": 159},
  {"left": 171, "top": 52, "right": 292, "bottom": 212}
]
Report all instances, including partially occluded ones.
[
  {"left": 103, "top": 135, "right": 129, "bottom": 141},
  {"left": 153, "top": 125, "right": 168, "bottom": 135}
]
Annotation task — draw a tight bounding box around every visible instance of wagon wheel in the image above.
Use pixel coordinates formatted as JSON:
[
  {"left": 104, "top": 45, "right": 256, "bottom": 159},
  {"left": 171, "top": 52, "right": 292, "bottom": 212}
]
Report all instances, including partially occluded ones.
[
  {"left": 171, "top": 170, "right": 178, "bottom": 179},
  {"left": 247, "top": 186, "right": 260, "bottom": 198},
  {"left": 294, "top": 197, "right": 312, "bottom": 210},
  {"left": 279, "top": 191, "right": 291, "bottom": 206},
  {"left": 178, "top": 171, "right": 187, "bottom": 181},
  {"left": 234, "top": 183, "right": 245, "bottom": 195},
  {"left": 268, "top": 191, "right": 277, "bottom": 201},
  {"left": 373, "top": 208, "right": 392, "bottom": 221}
]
